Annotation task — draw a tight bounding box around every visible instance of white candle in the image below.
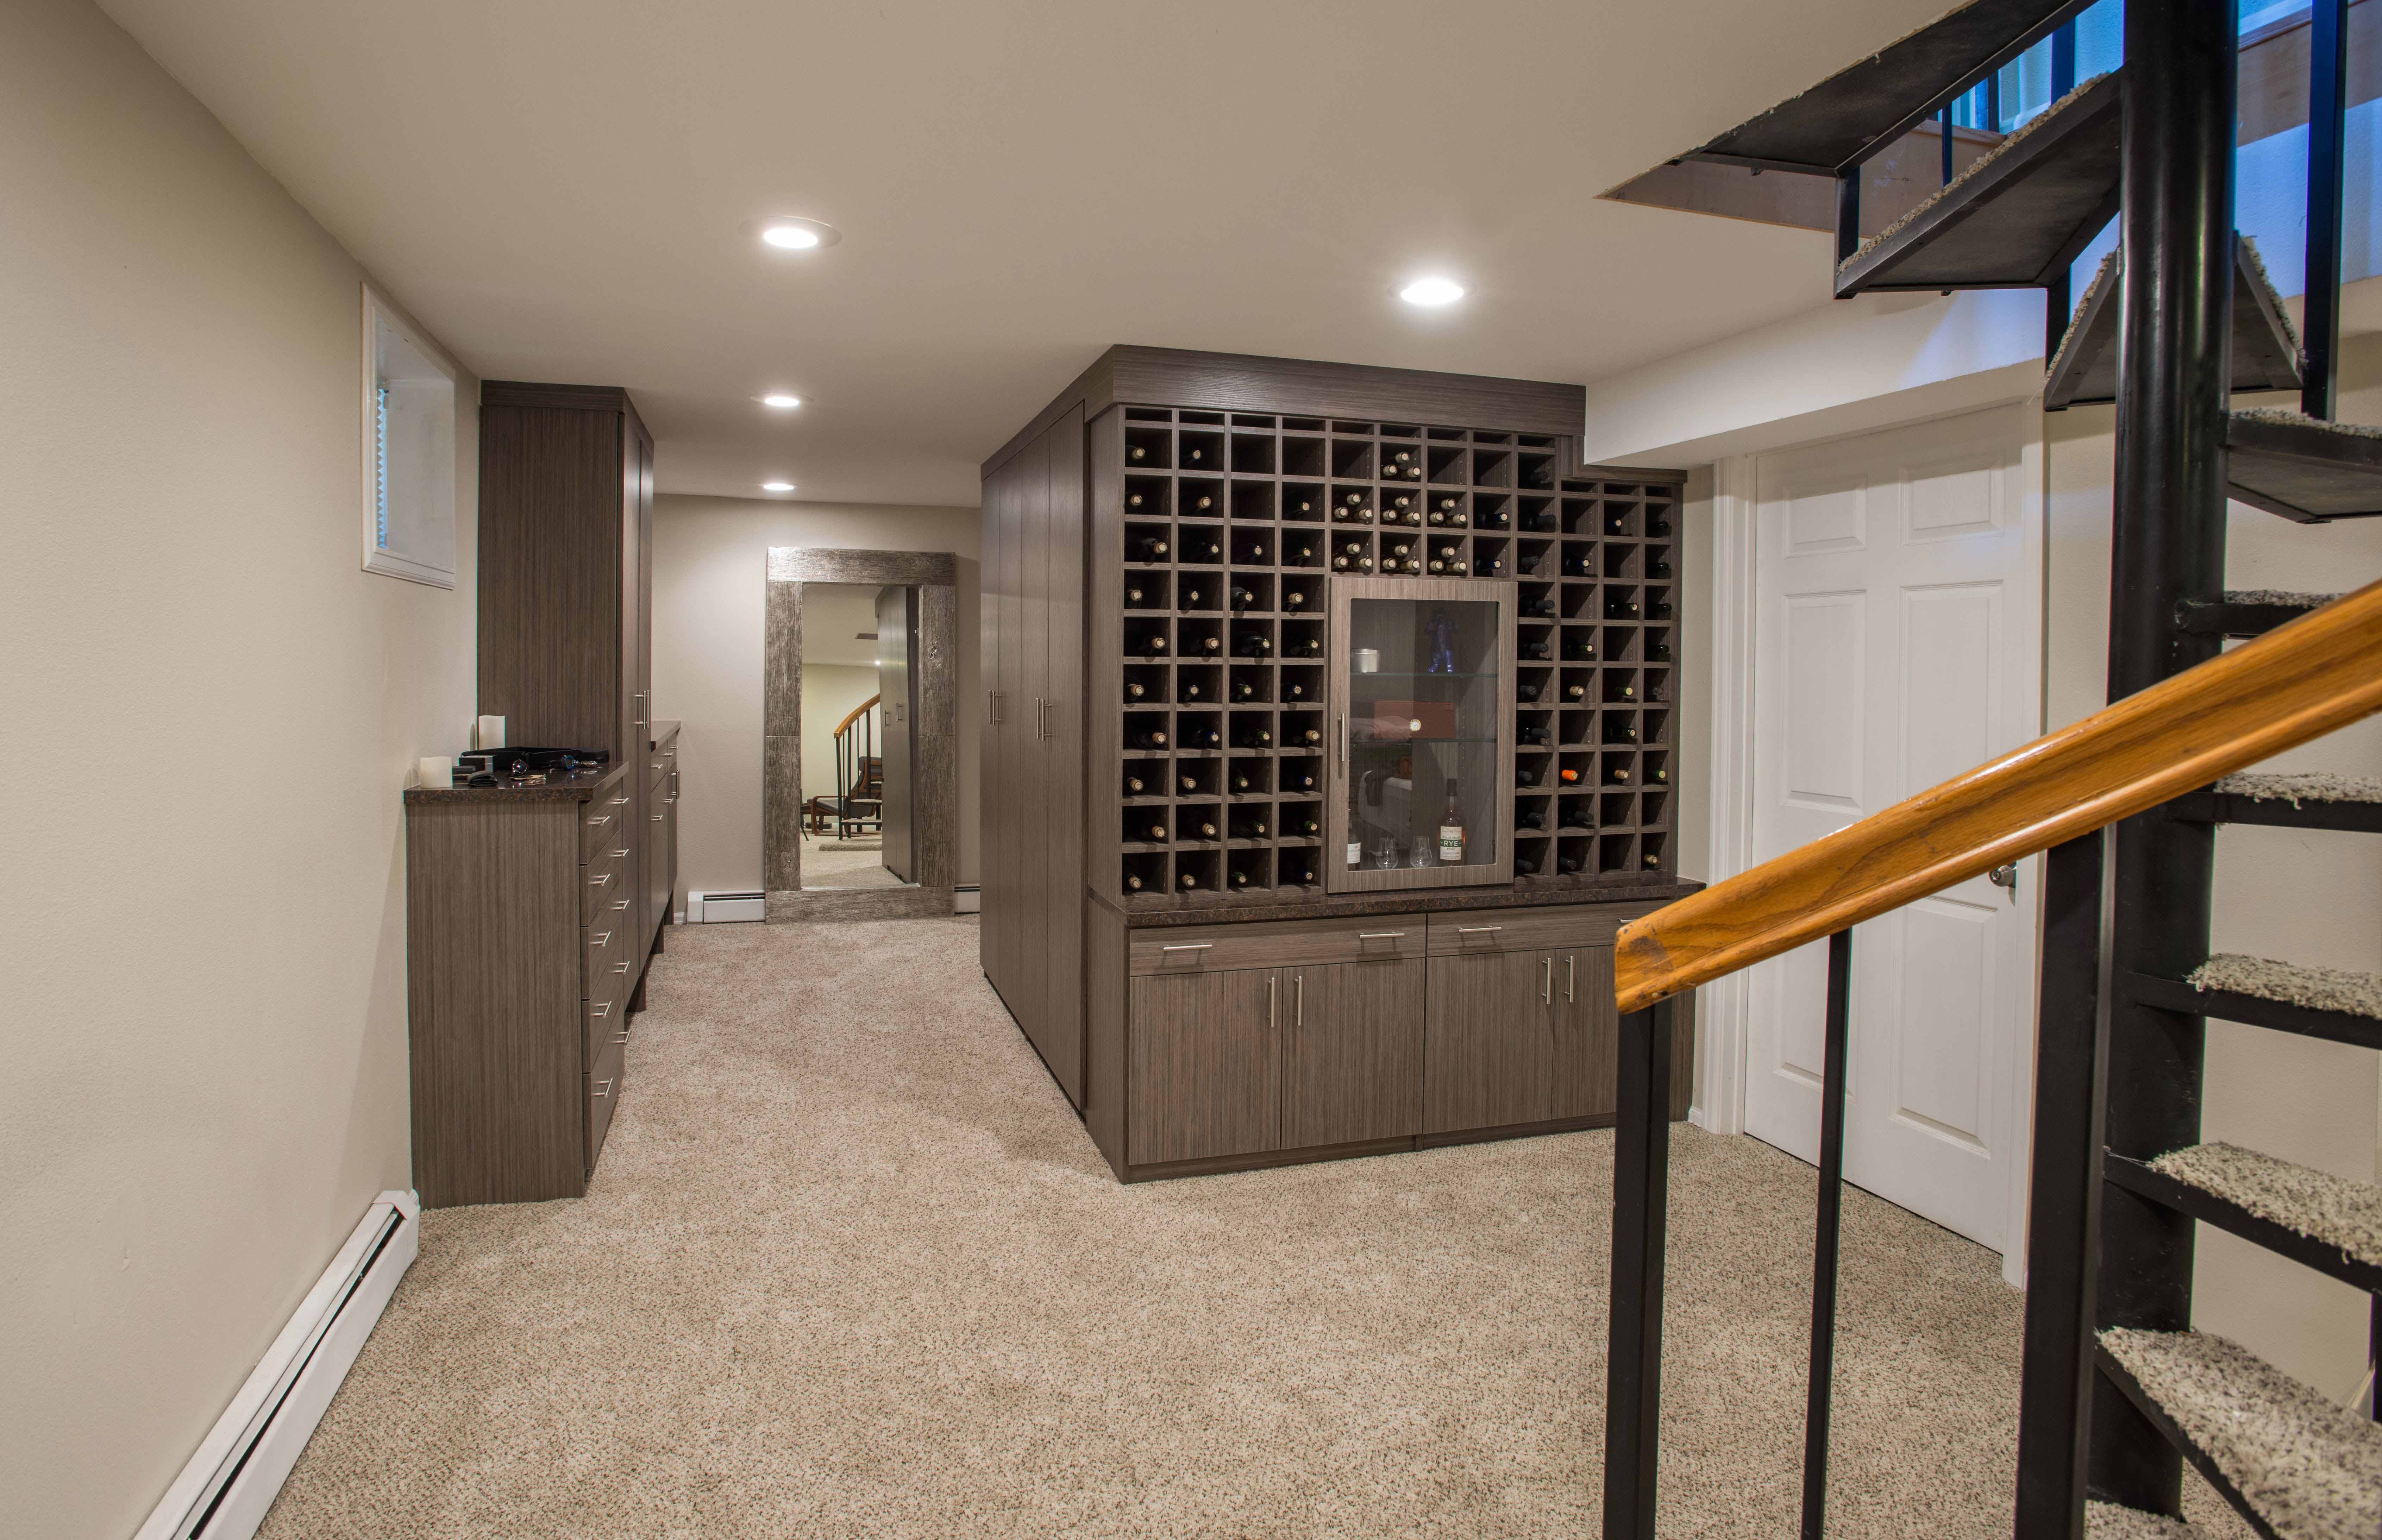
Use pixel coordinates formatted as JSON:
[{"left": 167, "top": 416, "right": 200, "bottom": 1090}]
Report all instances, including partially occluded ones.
[{"left": 417, "top": 756, "right": 454, "bottom": 788}]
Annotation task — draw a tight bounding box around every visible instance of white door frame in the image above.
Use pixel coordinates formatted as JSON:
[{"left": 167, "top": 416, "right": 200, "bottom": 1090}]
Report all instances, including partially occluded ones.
[{"left": 1697, "top": 402, "right": 2048, "bottom": 1284}]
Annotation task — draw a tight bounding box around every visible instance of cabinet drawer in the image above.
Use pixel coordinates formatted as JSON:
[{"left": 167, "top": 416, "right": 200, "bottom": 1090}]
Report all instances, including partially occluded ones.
[
  {"left": 1423, "top": 902, "right": 1660, "bottom": 957},
  {"left": 585, "top": 1030, "right": 625, "bottom": 1173},
  {"left": 579, "top": 796, "right": 629, "bottom": 864},
  {"left": 580, "top": 844, "right": 630, "bottom": 924},
  {"left": 582, "top": 918, "right": 634, "bottom": 1000},
  {"left": 584, "top": 992, "right": 629, "bottom": 1074},
  {"left": 1129, "top": 914, "right": 1424, "bottom": 976}
]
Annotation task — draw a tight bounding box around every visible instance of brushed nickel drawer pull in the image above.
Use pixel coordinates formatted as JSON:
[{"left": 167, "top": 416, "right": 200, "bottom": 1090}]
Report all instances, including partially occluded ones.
[
  {"left": 613, "top": 848, "right": 630, "bottom": 860},
  {"left": 1457, "top": 925, "right": 1503, "bottom": 935},
  {"left": 591, "top": 1002, "right": 610, "bottom": 1019},
  {"left": 1294, "top": 973, "right": 1304, "bottom": 1027},
  {"left": 1268, "top": 974, "right": 1277, "bottom": 1029},
  {"left": 587, "top": 812, "right": 612, "bottom": 828},
  {"left": 614, "top": 961, "right": 631, "bottom": 975},
  {"left": 1566, "top": 954, "right": 1576, "bottom": 1003},
  {"left": 611, "top": 795, "right": 630, "bottom": 806},
  {"left": 589, "top": 873, "right": 612, "bottom": 888},
  {"left": 1357, "top": 931, "right": 1406, "bottom": 940},
  {"left": 594, "top": 931, "right": 612, "bottom": 947},
  {"left": 612, "top": 899, "right": 631, "bottom": 912},
  {"left": 1159, "top": 943, "right": 1214, "bottom": 953},
  {"left": 614, "top": 1031, "right": 630, "bottom": 1044},
  {"left": 1542, "top": 956, "right": 1553, "bottom": 1005},
  {"left": 594, "top": 1079, "right": 612, "bottom": 1098},
  {"left": 652, "top": 813, "right": 664, "bottom": 822}
]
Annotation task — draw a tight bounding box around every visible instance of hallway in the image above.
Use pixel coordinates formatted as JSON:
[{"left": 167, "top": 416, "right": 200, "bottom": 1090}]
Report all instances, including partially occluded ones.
[{"left": 251, "top": 916, "right": 2237, "bottom": 1539}]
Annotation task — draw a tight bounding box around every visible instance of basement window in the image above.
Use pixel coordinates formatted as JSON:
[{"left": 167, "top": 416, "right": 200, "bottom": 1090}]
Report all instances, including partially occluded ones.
[{"left": 361, "top": 283, "right": 458, "bottom": 587}]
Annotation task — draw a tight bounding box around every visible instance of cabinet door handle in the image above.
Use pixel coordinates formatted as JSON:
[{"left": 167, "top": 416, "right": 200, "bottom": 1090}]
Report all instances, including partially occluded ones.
[
  {"left": 1269, "top": 973, "right": 1278, "bottom": 1030},
  {"left": 1337, "top": 713, "right": 1349, "bottom": 775},
  {"left": 1566, "top": 954, "right": 1576, "bottom": 1003},
  {"left": 988, "top": 690, "right": 1003, "bottom": 725},
  {"left": 1294, "top": 973, "right": 1304, "bottom": 1027},
  {"left": 1159, "top": 942, "right": 1213, "bottom": 954},
  {"left": 1036, "top": 698, "right": 1048, "bottom": 740},
  {"left": 1357, "top": 931, "right": 1405, "bottom": 941},
  {"left": 1457, "top": 925, "right": 1503, "bottom": 935},
  {"left": 1542, "top": 956, "right": 1552, "bottom": 1005}
]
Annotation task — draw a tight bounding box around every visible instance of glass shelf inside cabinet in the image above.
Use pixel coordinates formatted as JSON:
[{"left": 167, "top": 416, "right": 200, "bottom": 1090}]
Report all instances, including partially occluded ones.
[{"left": 1330, "top": 581, "right": 1514, "bottom": 891}]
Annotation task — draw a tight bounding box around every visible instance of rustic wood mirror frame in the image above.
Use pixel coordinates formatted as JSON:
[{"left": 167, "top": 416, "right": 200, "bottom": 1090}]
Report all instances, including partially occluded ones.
[{"left": 764, "top": 547, "right": 959, "bottom": 922}]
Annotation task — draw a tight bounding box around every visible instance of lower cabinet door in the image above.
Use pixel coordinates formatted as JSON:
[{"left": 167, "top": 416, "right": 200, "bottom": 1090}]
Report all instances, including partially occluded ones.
[
  {"left": 1423, "top": 949, "right": 1555, "bottom": 1134},
  {"left": 1550, "top": 946, "right": 1619, "bottom": 1121},
  {"left": 1129, "top": 967, "right": 1281, "bottom": 1165},
  {"left": 1282, "top": 958, "right": 1425, "bottom": 1148},
  {"left": 586, "top": 1031, "right": 626, "bottom": 1174}
]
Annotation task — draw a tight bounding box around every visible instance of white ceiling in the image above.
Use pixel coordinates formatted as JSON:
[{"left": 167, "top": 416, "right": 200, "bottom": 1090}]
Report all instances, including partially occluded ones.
[
  {"left": 101, "top": 0, "right": 1944, "bottom": 508},
  {"left": 801, "top": 584, "right": 887, "bottom": 670}
]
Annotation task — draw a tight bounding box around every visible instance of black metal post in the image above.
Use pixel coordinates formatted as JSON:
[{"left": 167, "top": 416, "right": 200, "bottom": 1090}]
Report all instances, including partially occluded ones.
[
  {"left": 2303, "top": 0, "right": 2350, "bottom": 419},
  {"left": 1799, "top": 930, "right": 1855, "bottom": 1540},
  {"left": 2044, "top": 23, "right": 2080, "bottom": 363},
  {"left": 1835, "top": 169, "right": 1862, "bottom": 270},
  {"left": 2099, "top": 0, "right": 2234, "bottom": 1513},
  {"left": 2013, "top": 832, "right": 2112, "bottom": 1540},
  {"left": 1604, "top": 999, "right": 1675, "bottom": 1540}
]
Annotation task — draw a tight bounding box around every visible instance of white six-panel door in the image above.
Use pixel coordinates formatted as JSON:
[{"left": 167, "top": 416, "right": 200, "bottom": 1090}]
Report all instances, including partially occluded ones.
[{"left": 1744, "top": 404, "right": 2042, "bottom": 1259}]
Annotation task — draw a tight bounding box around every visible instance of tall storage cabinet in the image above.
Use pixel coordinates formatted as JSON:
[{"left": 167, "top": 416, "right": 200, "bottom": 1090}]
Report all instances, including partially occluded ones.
[
  {"left": 983, "top": 348, "right": 1697, "bottom": 1181},
  {"left": 981, "top": 406, "right": 1086, "bottom": 1101},
  {"left": 476, "top": 381, "right": 663, "bottom": 962}
]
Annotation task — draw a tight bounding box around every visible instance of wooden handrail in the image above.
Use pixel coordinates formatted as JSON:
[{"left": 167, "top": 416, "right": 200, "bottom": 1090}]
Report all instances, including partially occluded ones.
[
  {"left": 1615, "top": 577, "right": 2382, "bottom": 1012},
  {"left": 833, "top": 694, "right": 880, "bottom": 740}
]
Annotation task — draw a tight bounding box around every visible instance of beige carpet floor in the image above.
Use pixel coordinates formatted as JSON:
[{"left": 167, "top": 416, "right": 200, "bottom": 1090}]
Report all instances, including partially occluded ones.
[
  {"left": 801, "top": 839, "right": 907, "bottom": 890},
  {"left": 263, "top": 917, "right": 2251, "bottom": 1539}
]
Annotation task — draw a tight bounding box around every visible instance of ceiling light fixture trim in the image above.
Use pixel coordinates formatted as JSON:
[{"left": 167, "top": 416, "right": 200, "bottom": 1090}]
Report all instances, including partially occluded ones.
[
  {"left": 761, "top": 480, "right": 796, "bottom": 493},
  {"left": 758, "top": 217, "right": 842, "bottom": 251},
  {"left": 1398, "top": 276, "right": 1467, "bottom": 307}
]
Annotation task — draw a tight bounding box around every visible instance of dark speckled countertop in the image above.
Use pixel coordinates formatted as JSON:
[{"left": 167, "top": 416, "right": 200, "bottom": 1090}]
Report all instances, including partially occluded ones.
[
  {"left": 404, "top": 759, "right": 628, "bottom": 806},
  {"left": 1106, "top": 876, "right": 1703, "bottom": 928}
]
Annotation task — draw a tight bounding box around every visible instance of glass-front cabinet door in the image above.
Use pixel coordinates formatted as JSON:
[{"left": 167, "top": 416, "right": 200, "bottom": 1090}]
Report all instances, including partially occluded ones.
[{"left": 1327, "top": 577, "right": 1516, "bottom": 891}]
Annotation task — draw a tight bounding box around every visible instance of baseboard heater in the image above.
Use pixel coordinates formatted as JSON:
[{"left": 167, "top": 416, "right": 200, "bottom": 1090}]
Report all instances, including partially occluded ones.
[
  {"left": 687, "top": 890, "right": 765, "bottom": 923},
  {"left": 136, "top": 1190, "right": 420, "bottom": 1540},
  {"left": 954, "top": 884, "right": 981, "bottom": 914}
]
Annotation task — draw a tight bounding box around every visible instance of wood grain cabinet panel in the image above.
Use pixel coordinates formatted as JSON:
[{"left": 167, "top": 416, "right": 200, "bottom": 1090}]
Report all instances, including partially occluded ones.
[
  {"left": 1423, "top": 948, "right": 1557, "bottom": 1134},
  {"left": 1128, "top": 968, "right": 1280, "bottom": 1165},
  {"left": 1551, "top": 946, "right": 1619, "bottom": 1121},
  {"left": 1283, "top": 958, "right": 1425, "bottom": 1147}
]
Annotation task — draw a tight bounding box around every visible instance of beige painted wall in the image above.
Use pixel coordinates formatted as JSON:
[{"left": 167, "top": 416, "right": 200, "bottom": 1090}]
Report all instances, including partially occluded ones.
[
  {"left": 651, "top": 495, "right": 981, "bottom": 899},
  {"left": 0, "top": 1, "right": 480, "bottom": 1534},
  {"left": 2045, "top": 345, "right": 2382, "bottom": 1405},
  {"left": 802, "top": 664, "right": 880, "bottom": 805}
]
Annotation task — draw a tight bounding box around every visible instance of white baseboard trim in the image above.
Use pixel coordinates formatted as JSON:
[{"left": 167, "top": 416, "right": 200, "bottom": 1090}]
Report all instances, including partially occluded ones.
[
  {"left": 136, "top": 1189, "right": 419, "bottom": 1540},
  {"left": 953, "top": 884, "right": 981, "bottom": 914}
]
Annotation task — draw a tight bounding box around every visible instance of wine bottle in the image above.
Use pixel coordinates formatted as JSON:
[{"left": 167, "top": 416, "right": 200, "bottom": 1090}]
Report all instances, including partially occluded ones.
[
  {"left": 1229, "top": 586, "right": 1256, "bottom": 611},
  {"left": 1618, "top": 683, "right": 1636, "bottom": 700},
  {"left": 1344, "top": 491, "right": 1365, "bottom": 510},
  {"left": 1558, "top": 849, "right": 1587, "bottom": 874},
  {"left": 1179, "top": 680, "right": 1204, "bottom": 701},
  {"left": 1297, "top": 815, "right": 1319, "bottom": 835},
  {"left": 1564, "top": 682, "right": 1588, "bottom": 700},
  {"left": 1184, "top": 445, "right": 1205, "bottom": 464},
  {"left": 1239, "top": 725, "right": 1273, "bottom": 747},
  {"left": 1436, "top": 782, "right": 1467, "bottom": 865},
  {"left": 1230, "top": 771, "right": 1252, "bottom": 792},
  {"left": 1607, "top": 765, "right": 1633, "bottom": 784},
  {"left": 1290, "top": 498, "right": 1314, "bottom": 517},
  {"left": 1517, "top": 681, "right": 1541, "bottom": 703},
  {"left": 1358, "top": 555, "right": 1376, "bottom": 572},
  {"left": 1123, "top": 773, "right": 1145, "bottom": 795},
  {"left": 1608, "top": 598, "right": 1641, "bottom": 620},
  {"left": 1522, "top": 639, "right": 1551, "bottom": 660},
  {"left": 1123, "top": 868, "right": 1145, "bottom": 892},
  {"left": 1177, "top": 870, "right": 1199, "bottom": 890},
  {"left": 1125, "top": 586, "right": 1147, "bottom": 606},
  {"left": 1241, "top": 541, "right": 1268, "bottom": 563},
  {"left": 1559, "top": 767, "right": 1582, "bottom": 784},
  {"left": 1196, "top": 819, "right": 1218, "bottom": 839},
  {"left": 1127, "top": 492, "right": 1146, "bottom": 509},
  {"left": 1233, "top": 633, "right": 1272, "bottom": 657},
  {"left": 1129, "top": 445, "right": 1147, "bottom": 462},
  {"left": 1564, "top": 638, "right": 1598, "bottom": 662},
  {"left": 1200, "top": 634, "right": 1222, "bottom": 654},
  {"left": 1650, "top": 558, "right": 1673, "bottom": 579},
  {"left": 1331, "top": 554, "right": 1350, "bottom": 571},
  {"left": 1142, "top": 821, "right": 1167, "bottom": 841},
  {"left": 1390, "top": 450, "right": 1412, "bottom": 468},
  {"left": 1240, "top": 816, "right": 1270, "bottom": 838},
  {"left": 1650, "top": 517, "right": 1674, "bottom": 538},
  {"left": 1298, "top": 636, "right": 1323, "bottom": 656},
  {"left": 1561, "top": 806, "right": 1593, "bottom": 830},
  {"left": 1140, "top": 634, "right": 1169, "bottom": 656},
  {"left": 1475, "top": 556, "right": 1505, "bottom": 575},
  {"left": 1298, "top": 727, "right": 1322, "bottom": 746},
  {"left": 1519, "top": 725, "right": 1550, "bottom": 746},
  {"left": 1427, "top": 557, "right": 1446, "bottom": 574},
  {"left": 1651, "top": 765, "right": 1668, "bottom": 784},
  {"left": 1131, "top": 535, "right": 1169, "bottom": 562},
  {"left": 1228, "top": 869, "right": 1250, "bottom": 889},
  {"left": 1194, "top": 727, "right": 1222, "bottom": 748},
  {"left": 1129, "top": 727, "right": 1169, "bottom": 750},
  {"left": 1643, "top": 853, "right": 1662, "bottom": 869},
  {"left": 1288, "top": 546, "right": 1313, "bottom": 567},
  {"left": 1290, "top": 862, "right": 1316, "bottom": 885},
  {"left": 1518, "top": 807, "right": 1547, "bottom": 831},
  {"left": 1193, "top": 538, "right": 1222, "bottom": 560},
  {"left": 1652, "top": 642, "right": 1674, "bottom": 662},
  {"left": 1124, "top": 681, "right": 1146, "bottom": 701},
  {"left": 1516, "top": 766, "right": 1538, "bottom": 787},
  {"left": 1231, "top": 680, "right": 1255, "bottom": 702},
  {"left": 1283, "top": 679, "right": 1306, "bottom": 700},
  {"left": 1388, "top": 540, "right": 1411, "bottom": 559},
  {"left": 1282, "top": 588, "right": 1307, "bottom": 611},
  {"left": 1526, "top": 596, "right": 1557, "bottom": 617},
  {"left": 1180, "top": 585, "right": 1203, "bottom": 608},
  {"left": 1287, "top": 768, "right": 1317, "bottom": 790},
  {"left": 1607, "top": 722, "right": 1640, "bottom": 743},
  {"left": 1514, "top": 853, "right": 1541, "bottom": 876},
  {"left": 1391, "top": 494, "right": 1412, "bottom": 513},
  {"left": 1651, "top": 600, "right": 1674, "bottom": 620},
  {"left": 1178, "top": 774, "right": 1198, "bottom": 793}
]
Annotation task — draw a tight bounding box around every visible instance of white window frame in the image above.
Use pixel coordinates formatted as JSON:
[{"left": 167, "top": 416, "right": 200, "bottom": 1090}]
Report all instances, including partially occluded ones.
[{"left": 361, "top": 283, "right": 459, "bottom": 588}]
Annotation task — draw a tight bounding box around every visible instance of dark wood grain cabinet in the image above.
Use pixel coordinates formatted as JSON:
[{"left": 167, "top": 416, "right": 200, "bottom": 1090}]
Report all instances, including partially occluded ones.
[{"left": 986, "top": 348, "right": 1696, "bottom": 1183}]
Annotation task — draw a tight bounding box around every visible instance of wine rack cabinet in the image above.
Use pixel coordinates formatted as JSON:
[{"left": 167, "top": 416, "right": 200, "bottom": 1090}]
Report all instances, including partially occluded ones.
[{"left": 1097, "top": 407, "right": 1676, "bottom": 908}]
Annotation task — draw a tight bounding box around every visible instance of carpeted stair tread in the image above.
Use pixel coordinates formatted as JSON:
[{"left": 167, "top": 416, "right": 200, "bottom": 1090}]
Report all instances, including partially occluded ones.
[
  {"left": 2088, "top": 1500, "right": 2205, "bottom": 1539},
  {"left": 2236, "top": 236, "right": 2304, "bottom": 361},
  {"left": 2149, "top": 1142, "right": 2382, "bottom": 1268},
  {"left": 2046, "top": 248, "right": 2119, "bottom": 382},
  {"left": 2209, "top": 772, "right": 2382, "bottom": 806},
  {"left": 1840, "top": 72, "right": 2113, "bottom": 271},
  {"left": 2236, "top": 406, "right": 2382, "bottom": 441},
  {"left": 2188, "top": 953, "right": 2382, "bottom": 1020},
  {"left": 2101, "top": 1328, "right": 2382, "bottom": 1540}
]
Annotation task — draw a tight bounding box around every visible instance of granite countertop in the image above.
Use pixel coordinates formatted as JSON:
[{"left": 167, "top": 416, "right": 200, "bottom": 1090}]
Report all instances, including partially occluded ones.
[
  {"left": 1108, "top": 876, "right": 1704, "bottom": 928},
  {"left": 405, "top": 760, "right": 627, "bottom": 806},
  {"left": 652, "top": 718, "right": 681, "bottom": 748}
]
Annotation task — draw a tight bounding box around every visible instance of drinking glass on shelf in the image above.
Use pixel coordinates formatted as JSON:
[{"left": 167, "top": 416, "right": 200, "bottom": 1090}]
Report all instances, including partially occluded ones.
[{"left": 1372, "top": 836, "right": 1399, "bottom": 870}]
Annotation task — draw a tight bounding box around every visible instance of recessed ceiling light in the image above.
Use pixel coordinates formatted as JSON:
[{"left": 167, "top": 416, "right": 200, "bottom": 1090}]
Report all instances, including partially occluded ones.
[
  {"left": 1399, "top": 276, "right": 1467, "bottom": 307},
  {"left": 759, "top": 217, "right": 842, "bottom": 251},
  {"left": 762, "top": 394, "right": 802, "bottom": 410},
  {"left": 761, "top": 480, "right": 795, "bottom": 493}
]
